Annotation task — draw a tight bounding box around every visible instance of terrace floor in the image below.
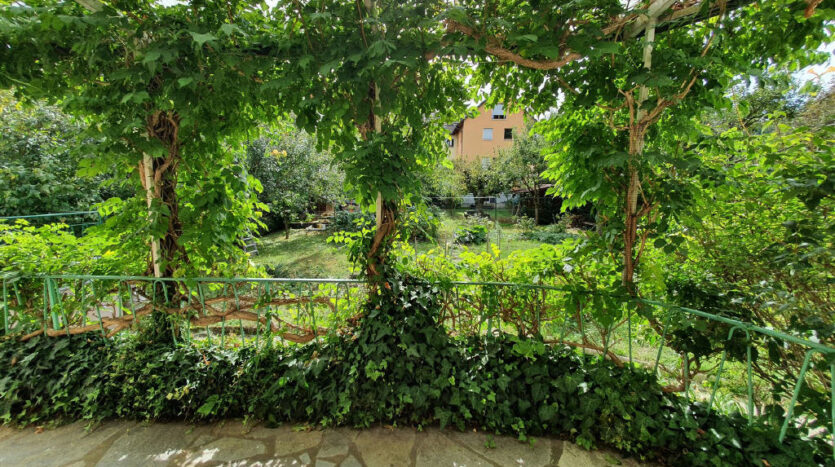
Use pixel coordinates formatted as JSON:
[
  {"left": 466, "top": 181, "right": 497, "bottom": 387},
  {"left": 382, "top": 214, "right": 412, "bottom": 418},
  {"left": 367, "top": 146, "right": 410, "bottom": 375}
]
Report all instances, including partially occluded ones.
[{"left": 0, "top": 420, "right": 648, "bottom": 466}]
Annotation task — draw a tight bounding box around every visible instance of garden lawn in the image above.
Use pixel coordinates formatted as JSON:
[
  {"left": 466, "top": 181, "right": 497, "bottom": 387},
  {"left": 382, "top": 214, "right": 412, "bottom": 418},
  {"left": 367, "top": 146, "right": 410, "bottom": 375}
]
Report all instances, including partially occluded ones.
[
  {"left": 255, "top": 231, "right": 352, "bottom": 278},
  {"left": 253, "top": 209, "right": 555, "bottom": 278}
]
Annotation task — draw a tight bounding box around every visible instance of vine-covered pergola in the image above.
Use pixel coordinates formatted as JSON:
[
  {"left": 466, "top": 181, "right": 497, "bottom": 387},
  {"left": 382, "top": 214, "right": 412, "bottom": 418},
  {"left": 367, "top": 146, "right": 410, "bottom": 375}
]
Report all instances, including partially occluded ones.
[{"left": 0, "top": 0, "right": 828, "bottom": 286}]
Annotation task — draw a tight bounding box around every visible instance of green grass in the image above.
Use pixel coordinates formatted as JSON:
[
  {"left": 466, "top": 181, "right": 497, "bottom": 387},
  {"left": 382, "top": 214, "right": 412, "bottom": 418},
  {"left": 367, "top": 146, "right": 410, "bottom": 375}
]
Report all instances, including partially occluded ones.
[
  {"left": 255, "top": 230, "right": 353, "bottom": 278},
  {"left": 424, "top": 208, "right": 549, "bottom": 259},
  {"left": 253, "top": 208, "right": 561, "bottom": 278}
]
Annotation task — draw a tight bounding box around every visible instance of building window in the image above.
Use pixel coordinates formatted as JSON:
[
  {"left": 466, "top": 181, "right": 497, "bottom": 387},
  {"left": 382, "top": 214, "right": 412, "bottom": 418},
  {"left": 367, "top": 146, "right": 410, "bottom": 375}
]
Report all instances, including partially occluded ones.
[
  {"left": 491, "top": 104, "right": 506, "bottom": 119},
  {"left": 482, "top": 128, "right": 493, "bottom": 141},
  {"left": 447, "top": 138, "right": 455, "bottom": 147},
  {"left": 481, "top": 157, "right": 491, "bottom": 169},
  {"left": 504, "top": 128, "right": 513, "bottom": 140}
]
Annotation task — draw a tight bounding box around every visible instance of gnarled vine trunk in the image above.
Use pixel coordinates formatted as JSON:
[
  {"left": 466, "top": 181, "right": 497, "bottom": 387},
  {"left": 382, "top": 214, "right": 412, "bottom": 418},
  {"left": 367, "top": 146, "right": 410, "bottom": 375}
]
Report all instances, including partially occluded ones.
[
  {"left": 622, "top": 149, "right": 642, "bottom": 294},
  {"left": 145, "top": 110, "right": 186, "bottom": 278},
  {"left": 139, "top": 110, "right": 186, "bottom": 342},
  {"left": 366, "top": 199, "right": 398, "bottom": 279}
]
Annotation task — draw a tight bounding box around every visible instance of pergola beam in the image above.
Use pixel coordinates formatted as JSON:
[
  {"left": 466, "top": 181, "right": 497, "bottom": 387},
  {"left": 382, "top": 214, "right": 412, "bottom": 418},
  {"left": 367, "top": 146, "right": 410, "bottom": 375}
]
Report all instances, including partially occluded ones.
[{"left": 626, "top": 0, "right": 683, "bottom": 38}]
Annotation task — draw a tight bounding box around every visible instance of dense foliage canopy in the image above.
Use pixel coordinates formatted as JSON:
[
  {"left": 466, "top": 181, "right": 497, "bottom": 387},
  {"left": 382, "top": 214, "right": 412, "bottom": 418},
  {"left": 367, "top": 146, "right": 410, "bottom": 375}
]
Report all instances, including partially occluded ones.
[{"left": 0, "top": 91, "right": 105, "bottom": 216}]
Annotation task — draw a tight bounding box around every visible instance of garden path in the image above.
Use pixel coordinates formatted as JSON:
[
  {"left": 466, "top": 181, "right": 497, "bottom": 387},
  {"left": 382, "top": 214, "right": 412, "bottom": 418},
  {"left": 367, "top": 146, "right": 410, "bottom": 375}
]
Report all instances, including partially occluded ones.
[{"left": 0, "top": 420, "right": 650, "bottom": 466}]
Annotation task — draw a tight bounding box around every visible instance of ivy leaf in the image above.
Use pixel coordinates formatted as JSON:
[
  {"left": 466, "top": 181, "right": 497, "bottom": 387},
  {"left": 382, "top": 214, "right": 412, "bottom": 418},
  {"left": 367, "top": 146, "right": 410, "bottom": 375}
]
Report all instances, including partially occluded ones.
[{"left": 196, "top": 395, "right": 220, "bottom": 416}]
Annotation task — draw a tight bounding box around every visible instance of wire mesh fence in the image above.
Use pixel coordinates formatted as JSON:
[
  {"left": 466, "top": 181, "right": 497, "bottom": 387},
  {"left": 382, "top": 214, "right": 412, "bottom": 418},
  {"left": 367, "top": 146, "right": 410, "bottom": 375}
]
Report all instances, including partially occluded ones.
[
  {"left": 417, "top": 195, "right": 515, "bottom": 255},
  {"left": 0, "top": 211, "right": 102, "bottom": 237}
]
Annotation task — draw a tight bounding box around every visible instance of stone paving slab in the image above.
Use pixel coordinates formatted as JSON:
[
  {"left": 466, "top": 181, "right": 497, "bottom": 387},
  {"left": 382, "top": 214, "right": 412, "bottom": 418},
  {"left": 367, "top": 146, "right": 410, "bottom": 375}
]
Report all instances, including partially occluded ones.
[{"left": 0, "top": 421, "right": 650, "bottom": 466}]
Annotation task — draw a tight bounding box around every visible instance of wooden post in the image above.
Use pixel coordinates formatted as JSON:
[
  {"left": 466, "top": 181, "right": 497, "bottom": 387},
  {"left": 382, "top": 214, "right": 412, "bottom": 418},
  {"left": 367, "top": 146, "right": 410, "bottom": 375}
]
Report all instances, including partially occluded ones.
[
  {"left": 637, "top": 16, "right": 656, "bottom": 116},
  {"left": 374, "top": 90, "right": 382, "bottom": 229},
  {"left": 366, "top": 0, "right": 384, "bottom": 230},
  {"left": 143, "top": 153, "right": 162, "bottom": 278}
]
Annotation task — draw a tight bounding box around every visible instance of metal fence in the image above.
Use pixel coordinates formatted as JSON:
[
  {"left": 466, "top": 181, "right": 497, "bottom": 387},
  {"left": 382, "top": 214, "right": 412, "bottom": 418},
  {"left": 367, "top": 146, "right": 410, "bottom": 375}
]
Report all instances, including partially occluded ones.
[
  {"left": 1, "top": 273, "right": 833, "bottom": 457},
  {"left": 0, "top": 211, "right": 102, "bottom": 236}
]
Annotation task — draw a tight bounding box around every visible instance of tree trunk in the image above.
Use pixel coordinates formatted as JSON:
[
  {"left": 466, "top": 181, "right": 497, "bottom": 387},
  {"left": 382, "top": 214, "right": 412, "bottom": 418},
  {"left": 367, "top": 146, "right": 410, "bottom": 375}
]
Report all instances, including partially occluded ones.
[
  {"left": 475, "top": 196, "right": 484, "bottom": 216},
  {"left": 367, "top": 199, "right": 397, "bottom": 279},
  {"left": 361, "top": 78, "right": 399, "bottom": 280},
  {"left": 143, "top": 110, "right": 185, "bottom": 343},
  {"left": 360, "top": 0, "right": 399, "bottom": 282},
  {"left": 154, "top": 157, "right": 183, "bottom": 278},
  {"left": 284, "top": 215, "right": 290, "bottom": 239}
]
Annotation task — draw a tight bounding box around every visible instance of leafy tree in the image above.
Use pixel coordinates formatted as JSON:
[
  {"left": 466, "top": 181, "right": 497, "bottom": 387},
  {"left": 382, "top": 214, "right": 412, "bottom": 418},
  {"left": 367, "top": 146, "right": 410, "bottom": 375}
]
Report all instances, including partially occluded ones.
[
  {"left": 702, "top": 72, "right": 809, "bottom": 133},
  {"left": 0, "top": 0, "right": 295, "bottom": 342},
  {"left": 245, "top": 123, "right": 345, "bottom": 237},
  {"left": 665, "top": 116, "right": 834, "bottom": 425},
  {"left": 793, "top": 84, "right": 835, "bottom": 131},
  {"left": 2, "top": 0, "right": 472, "bottom": 285},
  {"left": 0, "top": 91, "right": 102, "bottom": 216},
  {"left": 419, "top": 160, "right": 465, "bottom": 204},
  {"left": 493, "top": 127, "right": 548, "bottom": 223}
]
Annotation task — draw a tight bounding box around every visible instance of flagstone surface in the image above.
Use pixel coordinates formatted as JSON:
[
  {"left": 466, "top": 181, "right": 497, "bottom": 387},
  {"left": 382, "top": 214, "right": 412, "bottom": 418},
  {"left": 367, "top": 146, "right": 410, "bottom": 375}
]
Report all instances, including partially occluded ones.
[{"left": 0, "top": 421, "right": 651, "bottom": 466}]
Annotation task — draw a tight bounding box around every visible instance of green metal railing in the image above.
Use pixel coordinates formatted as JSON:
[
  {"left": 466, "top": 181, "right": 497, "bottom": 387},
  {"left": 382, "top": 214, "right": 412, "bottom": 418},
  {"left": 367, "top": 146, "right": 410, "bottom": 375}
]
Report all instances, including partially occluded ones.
[
  {"left": 1, "top": 273, "right": 833, "bottom": 457},
  {"left": 0, "top": 211, "right": 103, "bottom": 236}
]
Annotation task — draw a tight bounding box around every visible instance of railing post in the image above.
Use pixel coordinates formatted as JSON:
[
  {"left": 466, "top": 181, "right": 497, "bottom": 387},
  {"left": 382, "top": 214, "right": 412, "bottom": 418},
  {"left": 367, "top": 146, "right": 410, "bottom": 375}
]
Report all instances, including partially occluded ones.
[
  {"left": 707, "top": 349, "right": 729, "bottom": 417},
  {"left": 653, "top": 311, "right": 672, "bottom": 376},
  {"left": 623, "top": 303, "right": 630, "bottom": 367},
  {"left": 779, "top": 350, "right": 814, "bottom": 442}
]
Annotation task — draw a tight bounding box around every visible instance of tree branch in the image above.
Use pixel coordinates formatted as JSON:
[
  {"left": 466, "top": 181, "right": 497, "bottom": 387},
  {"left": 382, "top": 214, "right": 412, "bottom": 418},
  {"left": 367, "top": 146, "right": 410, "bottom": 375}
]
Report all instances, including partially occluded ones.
[
  {"left": 445, "top": 19, "right": 581, "bottom": 71},
  {"left": 444, "top": 0, "right": 755, "bottom": 72}
]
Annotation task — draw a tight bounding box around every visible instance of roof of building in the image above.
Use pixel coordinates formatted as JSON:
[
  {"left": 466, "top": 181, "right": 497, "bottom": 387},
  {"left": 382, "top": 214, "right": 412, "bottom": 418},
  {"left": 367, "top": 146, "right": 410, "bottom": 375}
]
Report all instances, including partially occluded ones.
[{"left": 445, "top": 120, "right": 465, "bottom": 135}]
